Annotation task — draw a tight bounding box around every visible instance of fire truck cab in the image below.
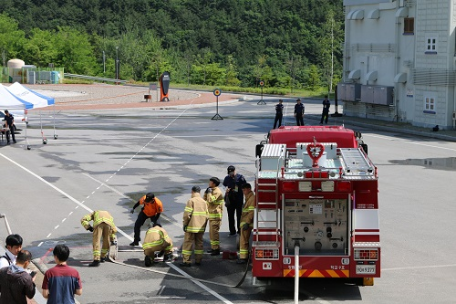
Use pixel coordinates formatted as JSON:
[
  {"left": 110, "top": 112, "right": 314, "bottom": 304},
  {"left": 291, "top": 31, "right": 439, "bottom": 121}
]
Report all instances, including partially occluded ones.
[{"left": 253, "top": 126, "right": 380, "bottom": 286}]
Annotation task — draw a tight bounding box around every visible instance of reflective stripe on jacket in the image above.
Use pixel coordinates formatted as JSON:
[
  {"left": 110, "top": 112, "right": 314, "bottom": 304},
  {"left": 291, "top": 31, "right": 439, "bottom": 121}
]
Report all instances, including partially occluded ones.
[
  {"left": 204, "top": 187, "right": 224, "bottom": 221},
  {"left": 240, "top": 191, "right": 255, "bottom": 228},
  {"left": 183, "top": 193, "right": 208, "bottom": 233},
  {"left": 142, "top": 226, "right": 173, "bottom": 251},
  {"left": 81, "top": 210, "right": 117, "bottom": 235}
]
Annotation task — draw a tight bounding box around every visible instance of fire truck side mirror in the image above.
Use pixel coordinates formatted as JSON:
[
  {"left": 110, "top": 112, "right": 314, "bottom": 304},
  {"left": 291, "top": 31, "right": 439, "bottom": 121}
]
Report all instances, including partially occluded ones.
[{"left": 256, "top": 144, "right": 264, "bottom": 158}]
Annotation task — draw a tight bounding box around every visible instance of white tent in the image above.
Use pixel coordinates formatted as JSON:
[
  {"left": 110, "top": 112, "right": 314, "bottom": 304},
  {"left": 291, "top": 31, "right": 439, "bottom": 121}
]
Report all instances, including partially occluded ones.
[
  {"left": 0, "top": 84, "right": 33, "bottom": 110},
  {"left": 4, "top": 83, "right": 57, "bottom": 148},
  {"left": 7, "top": 82, "right": 55, "bottom": 109}
]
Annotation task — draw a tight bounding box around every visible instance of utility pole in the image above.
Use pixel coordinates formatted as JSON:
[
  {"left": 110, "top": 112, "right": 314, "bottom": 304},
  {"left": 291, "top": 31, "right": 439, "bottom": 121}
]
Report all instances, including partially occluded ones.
[
  {"left": 115, "top": 46, "right": 119, "bottom": 81},
  {"left": 329, "top": 14, "right": 335, "bottom": 94}
]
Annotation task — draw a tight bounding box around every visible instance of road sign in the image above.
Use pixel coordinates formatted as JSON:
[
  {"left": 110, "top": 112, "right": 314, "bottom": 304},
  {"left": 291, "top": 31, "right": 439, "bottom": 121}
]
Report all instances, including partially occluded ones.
[
  {"left": 214, "top": 88, "right": 222, "bottom": 96},
  {"left": 259, "top": 81, "right": 264, "bottom": 87}
]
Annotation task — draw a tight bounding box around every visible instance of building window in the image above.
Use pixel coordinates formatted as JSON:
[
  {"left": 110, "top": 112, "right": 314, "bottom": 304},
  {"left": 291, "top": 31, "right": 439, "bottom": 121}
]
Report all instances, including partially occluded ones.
[
  {"left": 424, "top": 96, "right": 436, "bottom": 114},
  {"left": 404, "top": 18, "right": 414, "bottom": 34},
  {"left": 425, "top": 35, "right": 437, "bottom": 54}
]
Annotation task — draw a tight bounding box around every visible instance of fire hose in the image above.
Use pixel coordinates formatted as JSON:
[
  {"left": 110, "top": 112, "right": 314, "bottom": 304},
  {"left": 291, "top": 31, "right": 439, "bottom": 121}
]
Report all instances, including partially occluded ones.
[{"left": 107, "top": 248, "right": 250, "bottom": 288}]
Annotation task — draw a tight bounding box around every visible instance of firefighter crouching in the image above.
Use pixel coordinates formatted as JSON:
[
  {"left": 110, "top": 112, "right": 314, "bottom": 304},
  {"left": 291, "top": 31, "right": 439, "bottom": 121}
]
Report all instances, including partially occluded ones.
[
  {"left": 142, "top": 223, "right": 173, "bottom": 267},
  {"left": 81, "top": 210, "right": 117, "bottom": 267},
  {"left": 204, "top": 177, "right": 224, "bottom": 256},
  {"left": 237, "top": 183, "right": 255, "bottom": 264},
  {"left": 180, "top": 186, "right": 209, "bottom": 267}
]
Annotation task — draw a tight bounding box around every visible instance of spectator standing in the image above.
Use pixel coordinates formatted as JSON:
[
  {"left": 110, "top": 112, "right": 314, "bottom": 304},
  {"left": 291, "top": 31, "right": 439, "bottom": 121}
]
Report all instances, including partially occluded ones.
[
  {"left": 181, "top": 186, "right": 208, "bottom": 266},
  {"left": 294, "top": 99, "right": 305, "bottom": 126},
  {"left": 0, "top": 250, "right": 36, "bottom": 304},
  {"left": 273, "top": 99, "right": 284, "bottom": 129},
  {"left": 320, "top": 95, "right": 331, "bottom": 124},
  {"left": 223, "top": 165, "right": 247, "bottom": 236},
  {"left": 0, "top": 234, "right": 23, "bottom": 268},
  {"left": 237, "top": 184, "right": 256, "bottom": 264},
  {"left": 81, "top": 210, "right": 117, "bottom": 267},
  {"left": 204, "top": 177, "right": 224, "bottom": 255},
  {"left": 130, "top": 192, "right": 163, "bottom": 246},
  {"left": 3, "top": 110, "right": 16, "bottom": 144},
  {"left": 42, "top": 244, "right": 82, "bottom": 304}
]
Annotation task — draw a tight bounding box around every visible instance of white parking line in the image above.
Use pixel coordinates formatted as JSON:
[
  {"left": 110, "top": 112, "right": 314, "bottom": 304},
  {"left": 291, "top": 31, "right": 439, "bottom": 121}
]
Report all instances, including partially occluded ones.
[{"left": 169, "top": 264, "right": 234, "bottom": 304}]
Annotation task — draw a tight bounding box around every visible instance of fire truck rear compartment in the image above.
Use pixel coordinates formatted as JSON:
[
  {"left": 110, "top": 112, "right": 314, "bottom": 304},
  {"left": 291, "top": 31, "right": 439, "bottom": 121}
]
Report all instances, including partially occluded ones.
[{"left": 284, "top": 198, "right": 349, "bottom": 255}]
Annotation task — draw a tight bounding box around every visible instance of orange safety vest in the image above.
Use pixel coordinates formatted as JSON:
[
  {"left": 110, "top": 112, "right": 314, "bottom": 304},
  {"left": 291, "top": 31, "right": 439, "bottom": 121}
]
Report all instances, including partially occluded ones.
[{"left": 139, "top": 196, "right": 164, "bottom": 217}]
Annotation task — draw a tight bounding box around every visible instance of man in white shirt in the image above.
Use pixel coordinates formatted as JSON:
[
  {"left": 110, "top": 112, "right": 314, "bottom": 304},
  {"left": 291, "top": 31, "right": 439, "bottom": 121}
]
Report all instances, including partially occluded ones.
[{"left": 0, "top": 234, "right": 23, "bottom": 268}]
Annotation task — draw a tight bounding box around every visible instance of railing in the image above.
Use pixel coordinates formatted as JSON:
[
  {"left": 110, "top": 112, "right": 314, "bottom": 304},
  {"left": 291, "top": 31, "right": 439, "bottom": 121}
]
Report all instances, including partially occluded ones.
[
  {"left": 64, "top": 73, "right": 127, "bottom": 84},
  {"left": 0, "top": 213, "right": 12, "bottom": 235}
]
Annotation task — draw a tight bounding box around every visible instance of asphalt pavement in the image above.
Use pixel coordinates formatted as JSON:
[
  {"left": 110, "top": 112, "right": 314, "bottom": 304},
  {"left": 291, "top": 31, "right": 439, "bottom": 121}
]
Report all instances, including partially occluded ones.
[{"left": 0, "top": 92, "right": 455, "bottom": 304}]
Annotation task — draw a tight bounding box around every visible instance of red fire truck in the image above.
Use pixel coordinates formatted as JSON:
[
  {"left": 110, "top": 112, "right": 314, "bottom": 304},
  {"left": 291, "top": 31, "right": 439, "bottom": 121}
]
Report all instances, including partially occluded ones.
[{"left": 252, "top": 126, "right": 380, "bottom": 286}]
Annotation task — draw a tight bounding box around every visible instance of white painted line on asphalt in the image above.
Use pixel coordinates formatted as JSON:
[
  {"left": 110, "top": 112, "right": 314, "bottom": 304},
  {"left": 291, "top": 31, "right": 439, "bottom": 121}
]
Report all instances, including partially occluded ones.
[
  {"left": 407, "top": 141, "right": 456, "bottom": 152},
  {"left": 54, "top": 225, "right": 59, "bottom": 230},
  {"left": 38, "top": 242, "right": 43, "bottom": 247},
  {"left": 364, "top": 134, "right": 395, "bottom": 141},
  {"left": 0, "top": 153, "right": 134, "bottom": 242},
  {"left": 168, "top": 263, "right": 234, "bottom": 304},
  {"left": 365, "top": 133, "right": 456, "bottom": 152},
  {"left": 62, "top": 218, "right": 66, "bottom": 223},
  {"left": 46, "top": 233, "right": 51, "bottom": 238},
  {"left": 383, "top": 264, "right": 456, "bottom": 272},
  {"left": 82, "top": 173, "right": 180, "bottom": 228},
  {"left": 69, "top": 212, "right": 73, "bottom": 216}
]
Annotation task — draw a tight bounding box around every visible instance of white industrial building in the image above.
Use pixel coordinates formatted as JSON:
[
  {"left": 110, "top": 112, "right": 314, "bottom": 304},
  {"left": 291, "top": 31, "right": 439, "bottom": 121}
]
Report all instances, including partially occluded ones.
[{"left": 340, "top": 0, "right": 456, "bottom": 129}]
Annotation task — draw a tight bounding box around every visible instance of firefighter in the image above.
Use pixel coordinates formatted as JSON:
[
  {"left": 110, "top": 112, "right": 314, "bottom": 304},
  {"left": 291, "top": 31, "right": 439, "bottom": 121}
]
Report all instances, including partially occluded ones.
[
  {"left": 130, "top": 192, "right": 164, "bottom": 246},
  {"left": 180, "top": 186, "right": 209, "bottom": 267},
  {"left": 81, "top": 210, "right": 117, "bottom": 267},
  {"left": 142, "top": 223, "right": 173, "bottom": 267},
  {"left": 237, "top": 183, "right": 255, "bottom": 264},
  {"left": 204, "top": 177, "right": 224, "bottom": 255}
]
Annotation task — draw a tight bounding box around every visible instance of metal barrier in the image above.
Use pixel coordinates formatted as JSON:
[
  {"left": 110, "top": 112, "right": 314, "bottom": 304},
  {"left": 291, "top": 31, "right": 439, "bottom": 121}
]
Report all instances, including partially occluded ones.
[
  {"left": 0, "top": 213, "right": 12, "bottom": 235},
  {"left": 64, "top": 73, "right": 127, "bottom": 84}
]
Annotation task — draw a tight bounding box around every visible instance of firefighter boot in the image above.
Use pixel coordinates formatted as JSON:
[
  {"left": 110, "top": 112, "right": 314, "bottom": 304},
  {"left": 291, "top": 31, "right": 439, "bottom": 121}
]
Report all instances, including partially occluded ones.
[
  {"left": 89, "top": 260, "right": 100, "bottom": 267},
  {"left": 145, "top": 255, "right": 154, "bottom": 267}
]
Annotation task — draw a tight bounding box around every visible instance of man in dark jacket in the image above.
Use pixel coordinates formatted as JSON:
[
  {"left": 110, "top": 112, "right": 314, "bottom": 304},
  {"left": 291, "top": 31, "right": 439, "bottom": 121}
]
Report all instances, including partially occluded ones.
[
  {"left": 0, "top": 250, "right": 36, "bottom": 304},
  {"left": 223, "top": 165, "right": 247, "bottom": 235},
  {"left": 294, "top": 99, "right": 305, "bottom": 126},
  {"left": 273, "top": 99, "right": 284, "bottom": 129}
]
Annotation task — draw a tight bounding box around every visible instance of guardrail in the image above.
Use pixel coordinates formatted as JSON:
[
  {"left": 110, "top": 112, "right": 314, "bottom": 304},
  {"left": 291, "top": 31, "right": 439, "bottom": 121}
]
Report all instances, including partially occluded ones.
[
  {"left": 0, "top": 213, "right": 12, "bottom": 235},
  {"left": 64, "top": 73, "right": 127, "bottom": 84}
]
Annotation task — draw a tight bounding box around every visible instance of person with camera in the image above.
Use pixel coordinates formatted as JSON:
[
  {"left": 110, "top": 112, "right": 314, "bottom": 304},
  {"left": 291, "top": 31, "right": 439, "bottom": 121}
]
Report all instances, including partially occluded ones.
[
  {"left": 204, "top": 177, "right": 224, "bottom": 255},
  {"left": 0, "top": 250, "right": 36, "bottom": 304}
]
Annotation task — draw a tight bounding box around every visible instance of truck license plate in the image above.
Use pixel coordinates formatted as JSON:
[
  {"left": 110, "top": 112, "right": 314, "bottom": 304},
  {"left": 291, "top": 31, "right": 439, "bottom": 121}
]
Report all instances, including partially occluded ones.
[{"left": 356, "top": 265, "right": 376, "bottom": 274}]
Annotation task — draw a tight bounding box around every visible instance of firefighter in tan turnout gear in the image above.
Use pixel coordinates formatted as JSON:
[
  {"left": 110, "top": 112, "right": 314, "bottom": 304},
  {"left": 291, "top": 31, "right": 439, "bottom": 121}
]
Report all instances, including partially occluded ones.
[
  {"left": 204, "top": 177, "right": 224, "bottom": 255},
  {"left": 142, "top": 223, "right": 173, "bottom": 267},
  {"left": 180, "top": 186, "right": 209, "bottom": 267},
  {"left": 237, "top": 183, "right": 255, "bottom": 264},
  {"left": 81, "top": 210, "right": 117, "bottom": 267}
]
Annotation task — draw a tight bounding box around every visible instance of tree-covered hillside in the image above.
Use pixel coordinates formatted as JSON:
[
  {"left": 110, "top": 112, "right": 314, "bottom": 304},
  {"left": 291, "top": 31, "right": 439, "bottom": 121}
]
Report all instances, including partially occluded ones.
[{"left": 0, "top": 0, "right": 344, "bottom": 90}]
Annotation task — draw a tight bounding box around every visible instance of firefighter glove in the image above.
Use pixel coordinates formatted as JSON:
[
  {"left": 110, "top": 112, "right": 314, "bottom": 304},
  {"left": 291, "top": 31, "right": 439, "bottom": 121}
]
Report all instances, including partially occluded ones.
[
  {"left": 242, "top": 223, "right": 250, "bottom": 231},
  {"left": 205, "top": 187, "right": 212, "bottom": 194},
  {"left": 130, "top": 208, "right": 135, "bottom": 214},
  {"left": 87, "top": 226, "right": 94, "bottom": 232},
  {"left": 183, "top": 226, "right": 188, "bottom": 232}
]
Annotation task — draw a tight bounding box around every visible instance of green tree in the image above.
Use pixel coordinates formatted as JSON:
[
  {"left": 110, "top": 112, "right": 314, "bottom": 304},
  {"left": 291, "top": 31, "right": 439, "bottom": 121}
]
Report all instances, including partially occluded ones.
[
  {"left": 307, "top": 64, "right": 321, "bottom": 91},
  {"left": 0, "top": 13, "right": 25, "bottom": 64},
  {"left": 22, "top": 28, "right": 58, "bottom": 67}
]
